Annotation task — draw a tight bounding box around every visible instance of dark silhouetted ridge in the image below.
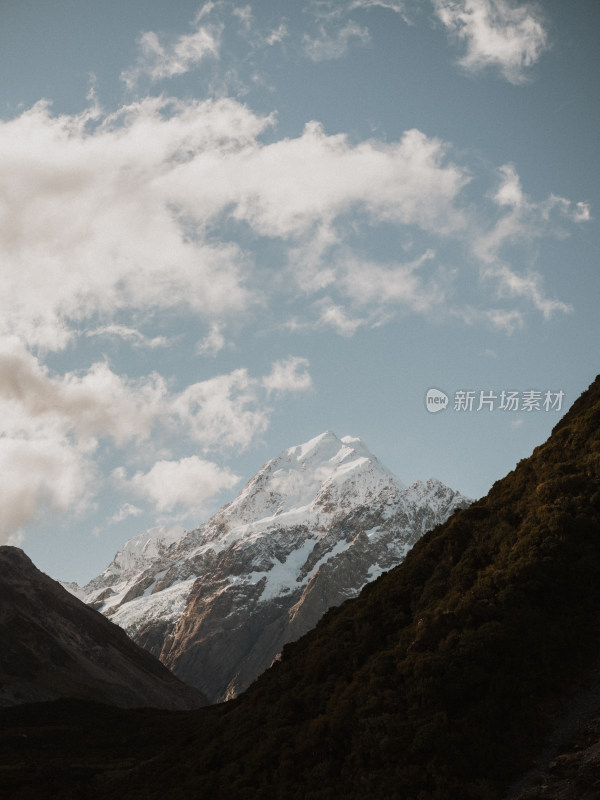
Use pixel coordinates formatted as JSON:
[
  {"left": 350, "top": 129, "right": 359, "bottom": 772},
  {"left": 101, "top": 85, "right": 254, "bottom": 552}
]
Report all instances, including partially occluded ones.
[{"left": 0, "top": 546, "right": 206, "bottom": 710}]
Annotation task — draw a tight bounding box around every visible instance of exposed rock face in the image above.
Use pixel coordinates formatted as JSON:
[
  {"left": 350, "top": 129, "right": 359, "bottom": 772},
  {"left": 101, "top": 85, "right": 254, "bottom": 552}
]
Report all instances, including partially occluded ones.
[
  {"left": 70, "top": 432, "right": 470, "bottom": 702},
  {"left": 0, "top": 546, "right": 206, "bottom": 709}
]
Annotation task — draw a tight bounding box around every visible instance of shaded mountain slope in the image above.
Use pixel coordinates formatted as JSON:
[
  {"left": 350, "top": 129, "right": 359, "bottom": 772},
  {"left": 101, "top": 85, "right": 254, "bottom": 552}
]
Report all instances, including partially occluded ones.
[
  {"left": 0, "top": 547, "right": 206, "bottom": 710},
  {"left": 3, "top": 375, "right": 600, "bottom": 799}
]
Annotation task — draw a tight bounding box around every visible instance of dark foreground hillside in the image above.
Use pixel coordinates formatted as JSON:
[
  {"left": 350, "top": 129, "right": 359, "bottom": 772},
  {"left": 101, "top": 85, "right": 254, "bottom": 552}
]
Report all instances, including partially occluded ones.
[
  {"left": 0, "top": 547, "right": 206, "bottom": 711},
  {"left": 3, "top": 375, "right": 600, "bottom": 799}
]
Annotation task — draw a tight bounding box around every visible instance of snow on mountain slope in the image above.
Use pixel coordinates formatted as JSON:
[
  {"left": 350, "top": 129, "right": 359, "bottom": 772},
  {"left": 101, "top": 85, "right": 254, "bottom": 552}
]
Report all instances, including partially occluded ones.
[
  {"left": 68, "top": 432, "right": 470, "bottom": 702},
  {"left": 73, "top": 526, "right": 187, "bottom": 611}
]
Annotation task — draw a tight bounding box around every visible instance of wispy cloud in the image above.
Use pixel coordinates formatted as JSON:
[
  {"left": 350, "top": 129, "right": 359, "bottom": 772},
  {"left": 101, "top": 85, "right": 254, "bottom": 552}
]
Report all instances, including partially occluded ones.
[
  {"left": 453, "top": 306, "right": 524, "bottom": 333},
  {"left": 285, "top": 250, "right": 450, "bottom": 335},
  {"left": 196, "top": 323, "right": 228, "bottom": 357},
  {"left": 432, "top": 0, "right": 549, "bottom": 83},
  {"left": 338, "top": 250, "right": 447, "bottom": 314},
  {"left": 313, "top": 300, "right": 368, "bottom": 337},
  {"left": 86, "top": 325, "right": 171, "bottom": 349},
  {"left": 265, "top": 23, "right": 289, "bottom": 46},
  {"left": 481, "top": 264, "right": 572, "bottom": 319},
  {"left": 110, "top": 503, "right": 143, "bottom": 523},
  {"left": 472, "top": 163, "right": 589, "bottom": 318},
  {"left": 303, "top": 20, "right": 371, "bottom": 61},
  {"left": 349, "top": 0, "right": 412, "bottom": 24},
  {"left": 232, "top": 4, "right": 253, "bottom": 31},
  {"left": 121, "top": 16, "right": 222, "bottom": 89}
]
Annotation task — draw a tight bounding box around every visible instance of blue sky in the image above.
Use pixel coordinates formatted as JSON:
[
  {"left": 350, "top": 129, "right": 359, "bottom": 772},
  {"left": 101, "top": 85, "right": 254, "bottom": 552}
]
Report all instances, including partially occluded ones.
[{"left": 1, "top": 0, "right": 597, "bottom": 583}]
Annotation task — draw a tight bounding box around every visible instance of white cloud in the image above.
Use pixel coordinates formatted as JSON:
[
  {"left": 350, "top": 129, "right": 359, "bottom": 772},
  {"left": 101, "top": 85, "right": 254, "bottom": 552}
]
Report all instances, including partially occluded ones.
[
  {"left": 0, "top": 338, "right": 164, "bottom": 444},
  {"left": 265, "top": 23, "right": 289, "bottom": 46},
  {"left": 0, "top": 436, "right": 91, "bottom": 545},
  {"left": 285, "top": 299, "right": 371, "bottom": 338},
  {"left": 350, "top": 0, "right": 406, "bottom": 9},
  {"left": 0, "top": 339, "right": 312, "bottom": 539},
  {"left": 173, "top": 123, "right": 468, "bottom": 239},
  {"left": 492, "top": 163, "right": 525, "bottom": 208},
  {"left": 196, "top": 323, "right": 227, "bottom": 357},
  {"left": 194, "top": 2, "right": 219, "bottom": 23},
  {"left": 471, "top": 163, "right": 590, "bottom": 319},
  {"left": 173, "top": 369, "right": 271, "bottom": 451},
  {"left": 262, "top": 357, "right": 313, "bottom": 395},
  {"left": 174, "top": 357, "right": 312, "bottom": 450},
  {"left": 0, "top": 336, "right": 170, "bottom": 542},
  {"left": 314, "top": 0, "right": 409, "bottom": 15},
  {"left": 433, "top": 0, "right": 549, "bottom": 83},
  {"left": 232, "top": 5, "right": 253, "bottom": 31},
  {"left": 339, "top": 250, "right": 447, "bottom": 313},
  {"left": 86, "top": 325, "right": 170, "bottom": 349},
  {"left": 123, "top": 456, "right": 240, "bottom": 513},
  {"left": 0, "top": 340, "right": 312, "bottom": 457},
  {"left": 0, "top": 92, "right": 586, "bottom": 354},
  {"left": 313, "top": 301, "right": 367, "bottom": 337},
  {"left": 0, "top": 96, "right": 269, "bottom": 349},
  {"left": 0, "top": 91, "right": 479, "bottom": 354},
  {"left": 121, "top": 19, "right": 221, "bottom": 89},
  {"left": 111, "top": 503, "right": 144, "bottom": 523},
  {"left": 482, "top": 264, "right": 571, "bottom": 319},
  {"left": 485, "top": 308, "right": 524, "bottom": 332},
  {"left": 0, "top": 98, "right": 468, "bottom": 352},
  {"left": 349, "top": 0, "right": 411, "bottom": 22},
  {"left": 572, "top": 202, "right": 591, "bottom": 223},
  {"left": 303, "top": 21, "right": 371, "bottom": 61},
  {"left": 454, "top": 306, "right": 524, "bottom": 333}
]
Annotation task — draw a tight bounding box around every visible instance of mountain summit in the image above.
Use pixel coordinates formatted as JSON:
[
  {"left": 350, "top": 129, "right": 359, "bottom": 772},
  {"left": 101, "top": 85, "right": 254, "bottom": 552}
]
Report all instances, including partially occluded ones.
[
  {"left": 212, "top": 430, "right": 405, "bottom": 532},
  {"left": 72, "top": 432, "right": 469, "bottom": 701}
]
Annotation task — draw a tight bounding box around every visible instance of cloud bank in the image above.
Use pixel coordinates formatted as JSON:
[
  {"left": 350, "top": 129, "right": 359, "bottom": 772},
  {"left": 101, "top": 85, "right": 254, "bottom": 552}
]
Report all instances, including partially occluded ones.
[{"left": 0, "top": 340, "right": 311, "bottom": 543}]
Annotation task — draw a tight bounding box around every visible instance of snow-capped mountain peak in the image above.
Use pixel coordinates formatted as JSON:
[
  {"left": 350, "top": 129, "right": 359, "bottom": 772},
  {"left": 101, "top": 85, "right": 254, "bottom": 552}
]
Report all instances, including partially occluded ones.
[
  {"left": 217, "top": 431, "right": 403, "bottom": 533},
  {"left": 67, "top": 432, "right": 471, "bottom": 703}
]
